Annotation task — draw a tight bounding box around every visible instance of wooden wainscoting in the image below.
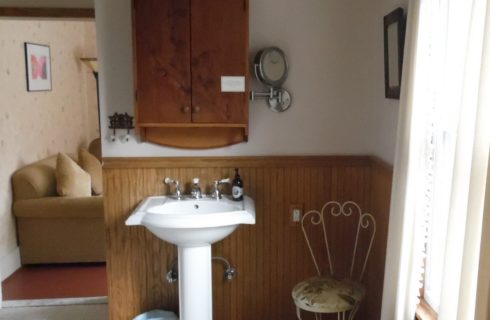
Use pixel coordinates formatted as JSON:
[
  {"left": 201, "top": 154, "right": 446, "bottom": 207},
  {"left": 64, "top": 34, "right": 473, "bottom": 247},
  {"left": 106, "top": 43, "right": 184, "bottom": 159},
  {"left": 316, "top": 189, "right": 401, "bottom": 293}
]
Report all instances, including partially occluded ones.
[
  {"left": 364, "top": 157, "right": 394, "bottom": 319},
  {"left": 103, "top": 156, "right": 393, "bottom": 320}
]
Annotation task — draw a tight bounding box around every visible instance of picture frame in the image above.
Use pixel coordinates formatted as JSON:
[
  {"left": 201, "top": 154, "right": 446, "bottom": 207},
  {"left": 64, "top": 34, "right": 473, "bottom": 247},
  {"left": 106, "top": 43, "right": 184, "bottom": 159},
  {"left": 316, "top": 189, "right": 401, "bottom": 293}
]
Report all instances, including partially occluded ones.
[
  {"left": 24, "top": 42, "right": 52, "bottom": 92},
  {"left": 383, "top": 8, "right": 406, "bottom": 99}
]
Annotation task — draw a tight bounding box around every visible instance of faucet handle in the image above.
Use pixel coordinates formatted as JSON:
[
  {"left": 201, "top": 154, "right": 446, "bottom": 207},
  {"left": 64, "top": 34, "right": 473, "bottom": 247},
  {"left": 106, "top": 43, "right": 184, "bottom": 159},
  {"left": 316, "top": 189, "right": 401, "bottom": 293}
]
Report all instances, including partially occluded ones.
[
  {"left": 164, "top": 177, "right": 177, "bottom": 185},
  {"left": 164, "top": 177, "right": 182, "bottom": 199},
  {"left": 211, "top": 178, "right": 230, "bottom": 199},
  {"left": 215, "top": 178, "right": 230, "bottom": 185}
]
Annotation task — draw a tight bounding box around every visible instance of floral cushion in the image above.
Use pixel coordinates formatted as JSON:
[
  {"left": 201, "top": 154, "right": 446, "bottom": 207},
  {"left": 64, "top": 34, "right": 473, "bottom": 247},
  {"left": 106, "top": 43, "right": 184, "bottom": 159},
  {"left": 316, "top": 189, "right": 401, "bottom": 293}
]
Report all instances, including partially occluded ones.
[{"left": 292, "top": 276, "right": 366, "bottom": 313}]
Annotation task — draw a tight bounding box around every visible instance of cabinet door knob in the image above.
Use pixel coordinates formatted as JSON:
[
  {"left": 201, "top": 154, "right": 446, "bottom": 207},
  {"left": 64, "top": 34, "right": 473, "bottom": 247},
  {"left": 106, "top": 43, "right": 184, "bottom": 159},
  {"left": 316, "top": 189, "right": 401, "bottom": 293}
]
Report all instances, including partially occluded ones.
[
  {"left": 182, "top": 106, "right": 191, "bottom": 113},
  {"left": 193, "top": 105, "right": 201, "bottom": 113}
]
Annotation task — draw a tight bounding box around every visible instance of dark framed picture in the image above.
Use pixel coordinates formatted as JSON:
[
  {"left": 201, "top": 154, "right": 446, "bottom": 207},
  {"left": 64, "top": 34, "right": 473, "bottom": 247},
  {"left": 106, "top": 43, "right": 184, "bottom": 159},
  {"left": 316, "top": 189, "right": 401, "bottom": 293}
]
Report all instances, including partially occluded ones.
[
  {"left": 383, "top": 8, "right": 406, "bottom": 99},
  {"left": 24, "top": 42, "right": 52, "bottom": 92}
]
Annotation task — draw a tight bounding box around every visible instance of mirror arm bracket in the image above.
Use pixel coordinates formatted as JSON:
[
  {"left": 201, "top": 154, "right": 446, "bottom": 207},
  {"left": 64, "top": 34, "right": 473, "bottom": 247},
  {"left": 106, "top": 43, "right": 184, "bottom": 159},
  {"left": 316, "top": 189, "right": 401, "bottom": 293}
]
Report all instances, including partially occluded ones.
[
  {"left": 250, "top": 87, "right": 292, "bottom": 113},
  {"left": 250, "top": 87, "right": 275, "bottom": 101}
]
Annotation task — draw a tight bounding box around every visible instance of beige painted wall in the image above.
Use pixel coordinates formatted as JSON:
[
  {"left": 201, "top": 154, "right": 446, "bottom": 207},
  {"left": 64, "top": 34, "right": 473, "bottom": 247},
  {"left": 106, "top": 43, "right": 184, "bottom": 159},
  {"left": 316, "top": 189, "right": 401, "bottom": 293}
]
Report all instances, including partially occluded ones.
[
  {"left": 94, "top": 0, "right": 405, "bottom": 164},
  {"left": 0, "top": 19, "right": 98, "bottom": 262},
  {"left": 96, "top": 0, "right": 376, "bottom": 158},
  {"left": 1, "top": 0, "right": 405, "bottom": 164},
  {"left": 354, "top": 0, "right": 407, "bottom": 164}
]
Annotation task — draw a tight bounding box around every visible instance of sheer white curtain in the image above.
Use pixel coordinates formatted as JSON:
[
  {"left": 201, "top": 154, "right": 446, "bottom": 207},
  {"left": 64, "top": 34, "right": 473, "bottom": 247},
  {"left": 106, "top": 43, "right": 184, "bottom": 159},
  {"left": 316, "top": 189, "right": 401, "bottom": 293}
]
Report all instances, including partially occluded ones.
[{"left": 381, "top": 0, "right": 490, "bottom": 319}]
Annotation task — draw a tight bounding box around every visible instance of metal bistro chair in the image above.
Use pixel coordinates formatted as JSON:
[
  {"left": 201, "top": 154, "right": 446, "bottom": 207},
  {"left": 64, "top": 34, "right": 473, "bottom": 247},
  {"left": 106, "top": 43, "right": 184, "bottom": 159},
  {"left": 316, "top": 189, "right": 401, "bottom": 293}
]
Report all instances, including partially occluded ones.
[{"left": 291, "top": 201, "right": 376, "bottom": 320}]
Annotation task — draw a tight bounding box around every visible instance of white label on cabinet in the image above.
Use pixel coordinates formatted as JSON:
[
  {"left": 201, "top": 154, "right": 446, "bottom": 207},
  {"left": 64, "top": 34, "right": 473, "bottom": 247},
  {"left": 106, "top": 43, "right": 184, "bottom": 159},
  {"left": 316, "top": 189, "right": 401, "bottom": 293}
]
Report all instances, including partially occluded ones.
[{"left": 221, "top": 76, "right": 245, "bottom": 92}]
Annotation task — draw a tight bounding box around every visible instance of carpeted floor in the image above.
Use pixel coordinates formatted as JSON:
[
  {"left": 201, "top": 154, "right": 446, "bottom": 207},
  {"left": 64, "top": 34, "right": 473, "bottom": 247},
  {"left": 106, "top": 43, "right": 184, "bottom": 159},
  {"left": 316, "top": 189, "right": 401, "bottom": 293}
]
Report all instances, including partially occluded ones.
[{"left": 2, "top": 263, "right": 107, "bottom": 300}]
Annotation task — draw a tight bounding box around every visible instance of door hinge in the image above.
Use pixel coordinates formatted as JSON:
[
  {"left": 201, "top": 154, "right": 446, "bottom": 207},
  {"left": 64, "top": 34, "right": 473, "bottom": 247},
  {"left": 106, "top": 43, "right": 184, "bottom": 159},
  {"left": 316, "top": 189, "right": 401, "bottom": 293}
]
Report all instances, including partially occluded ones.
[
  {"left": 134, "top": 91, "right": 138, "bottom": 101},
  {"left": 244, "top": 0, "right": 248, "bottom": 11}
]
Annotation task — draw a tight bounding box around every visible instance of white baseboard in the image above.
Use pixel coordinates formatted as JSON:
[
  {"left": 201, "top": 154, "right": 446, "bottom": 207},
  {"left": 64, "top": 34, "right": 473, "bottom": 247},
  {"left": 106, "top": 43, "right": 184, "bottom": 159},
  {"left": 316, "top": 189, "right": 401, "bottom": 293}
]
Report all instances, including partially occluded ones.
[
  {"left": 0, "top": 247, "right": 21, "bottom": 282},
  {"left": 2, "top": 296, "right": 107, "bottom": 308}
]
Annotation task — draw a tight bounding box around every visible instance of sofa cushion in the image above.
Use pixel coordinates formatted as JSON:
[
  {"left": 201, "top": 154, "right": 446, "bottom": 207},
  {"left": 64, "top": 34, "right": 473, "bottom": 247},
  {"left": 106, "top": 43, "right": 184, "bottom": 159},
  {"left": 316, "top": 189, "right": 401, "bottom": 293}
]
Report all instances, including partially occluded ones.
[
  {"left": 12, "top": 156, "right": 59, "bottom": 200},
  {"left": 79, "top": 148, "right": 103, "bottom": 195},
  {"left": 88, "top": 138, "right": 102, "bottom": 162},
  {"left": 56, "top": 153, "right": 91, "bottom": 197},
  {"left": 13, "top": 196, "right": 103, "bottom": 219}
]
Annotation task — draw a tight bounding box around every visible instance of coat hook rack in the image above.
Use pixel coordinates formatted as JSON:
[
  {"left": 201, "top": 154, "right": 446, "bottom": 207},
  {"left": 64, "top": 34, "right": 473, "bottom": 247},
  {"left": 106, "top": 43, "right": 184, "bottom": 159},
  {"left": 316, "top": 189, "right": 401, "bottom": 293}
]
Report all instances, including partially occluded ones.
[{"left": 108, "top": 112, "right": 135, "bottom": 142}]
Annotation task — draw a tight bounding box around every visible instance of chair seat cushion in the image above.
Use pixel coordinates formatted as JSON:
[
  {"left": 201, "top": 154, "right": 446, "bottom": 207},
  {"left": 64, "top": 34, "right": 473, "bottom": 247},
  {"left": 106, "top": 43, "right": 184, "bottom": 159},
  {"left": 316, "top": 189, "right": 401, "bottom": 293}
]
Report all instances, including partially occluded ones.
[{"left": 292, "top": 276, "right": 366, "bottom": 313}]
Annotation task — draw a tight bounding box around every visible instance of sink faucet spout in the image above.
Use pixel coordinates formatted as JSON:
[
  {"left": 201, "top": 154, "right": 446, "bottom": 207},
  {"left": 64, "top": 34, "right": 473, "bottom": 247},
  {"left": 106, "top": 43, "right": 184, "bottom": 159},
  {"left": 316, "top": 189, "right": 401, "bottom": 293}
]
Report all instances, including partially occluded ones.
[{"left": 191, "top": 178, "right": 203, "bottom": 199}]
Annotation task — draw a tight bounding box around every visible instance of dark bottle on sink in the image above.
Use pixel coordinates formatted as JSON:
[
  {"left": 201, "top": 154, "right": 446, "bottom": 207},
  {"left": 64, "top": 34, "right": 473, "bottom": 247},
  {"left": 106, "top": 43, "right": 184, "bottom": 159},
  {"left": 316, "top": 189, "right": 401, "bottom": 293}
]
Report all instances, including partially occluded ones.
[{"left": 231, "top": 168, "right": 244, "bottom": 201}]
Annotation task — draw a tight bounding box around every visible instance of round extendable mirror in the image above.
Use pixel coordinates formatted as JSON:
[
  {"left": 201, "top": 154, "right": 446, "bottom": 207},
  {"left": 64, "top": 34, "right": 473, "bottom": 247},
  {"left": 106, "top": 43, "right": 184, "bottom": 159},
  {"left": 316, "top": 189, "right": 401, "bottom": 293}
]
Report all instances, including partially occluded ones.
[
  {"left": 254, "top": 47, "right": 289, "bottom": 87},
  {"left": 251, "top": 47, "right": 292, "bottom": 112}
]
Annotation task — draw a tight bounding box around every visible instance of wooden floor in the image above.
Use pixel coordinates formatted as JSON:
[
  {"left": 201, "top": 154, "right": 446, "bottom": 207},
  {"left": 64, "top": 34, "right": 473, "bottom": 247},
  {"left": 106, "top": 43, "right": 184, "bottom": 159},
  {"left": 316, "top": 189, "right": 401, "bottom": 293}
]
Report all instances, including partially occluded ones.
[{"left": 2, "top": 263, "right": 107, "bottom": 300}]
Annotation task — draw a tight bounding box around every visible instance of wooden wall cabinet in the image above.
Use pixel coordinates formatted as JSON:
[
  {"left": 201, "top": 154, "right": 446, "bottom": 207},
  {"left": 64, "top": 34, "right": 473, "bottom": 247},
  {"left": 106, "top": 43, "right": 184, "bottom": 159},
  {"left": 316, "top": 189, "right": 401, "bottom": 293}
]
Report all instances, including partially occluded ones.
[{"left": 132, "top": 0, "right": 249, "bottom": 149}]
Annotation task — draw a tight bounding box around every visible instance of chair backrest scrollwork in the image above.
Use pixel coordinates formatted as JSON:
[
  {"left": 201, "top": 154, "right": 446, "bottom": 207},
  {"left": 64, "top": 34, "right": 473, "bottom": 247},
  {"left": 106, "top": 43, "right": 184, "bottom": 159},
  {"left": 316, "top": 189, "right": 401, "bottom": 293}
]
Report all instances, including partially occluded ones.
[{"left": 301, "top": 201, "right": 376, "bottom": 282}]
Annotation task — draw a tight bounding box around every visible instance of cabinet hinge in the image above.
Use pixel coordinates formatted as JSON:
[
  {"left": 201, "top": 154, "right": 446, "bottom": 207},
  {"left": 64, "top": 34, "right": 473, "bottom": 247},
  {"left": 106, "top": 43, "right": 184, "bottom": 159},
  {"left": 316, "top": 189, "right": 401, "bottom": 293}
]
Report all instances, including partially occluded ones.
[
  {"left": 244, "top": 0, "right": 248, "bottom": 11},
  {"left": 134, "top": 91, "right": 138, "bottom": 101}
]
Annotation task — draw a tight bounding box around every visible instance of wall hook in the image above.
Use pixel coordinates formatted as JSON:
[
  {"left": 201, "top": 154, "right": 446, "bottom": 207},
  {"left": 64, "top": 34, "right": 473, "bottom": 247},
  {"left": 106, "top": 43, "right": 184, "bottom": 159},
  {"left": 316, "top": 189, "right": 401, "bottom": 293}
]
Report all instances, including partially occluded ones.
[{"left": 108, "top": 112, "right": 135, "bottom": 142}]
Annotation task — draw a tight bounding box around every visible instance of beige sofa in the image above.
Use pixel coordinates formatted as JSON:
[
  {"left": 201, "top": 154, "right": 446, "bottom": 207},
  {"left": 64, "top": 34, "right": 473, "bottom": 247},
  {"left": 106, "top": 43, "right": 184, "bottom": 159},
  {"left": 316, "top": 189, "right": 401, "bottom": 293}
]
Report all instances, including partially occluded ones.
[{"left": 12, "top": 155, "right": 105, "bottom": 265}]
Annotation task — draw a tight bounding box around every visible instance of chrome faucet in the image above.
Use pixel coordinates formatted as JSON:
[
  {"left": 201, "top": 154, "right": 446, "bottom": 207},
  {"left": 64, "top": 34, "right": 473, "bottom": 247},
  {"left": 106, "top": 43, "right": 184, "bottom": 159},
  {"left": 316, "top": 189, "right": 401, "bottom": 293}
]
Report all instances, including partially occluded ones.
[
  {"left": 190, "top": 178, "right": 202, "bottom": 199},
  {"left": 164, "top": 177, "right": 182, "bottom": 200},
  {"left": 210, "top": 178, "right": 231, "bottom": 199}
]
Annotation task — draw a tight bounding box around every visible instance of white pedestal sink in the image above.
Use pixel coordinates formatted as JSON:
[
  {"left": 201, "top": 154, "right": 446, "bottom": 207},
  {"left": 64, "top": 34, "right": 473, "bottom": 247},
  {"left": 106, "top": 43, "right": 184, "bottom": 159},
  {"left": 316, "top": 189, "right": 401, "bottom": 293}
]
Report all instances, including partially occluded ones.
[{"left": 126, "top": 195, "right": 255, "bottom": 320}]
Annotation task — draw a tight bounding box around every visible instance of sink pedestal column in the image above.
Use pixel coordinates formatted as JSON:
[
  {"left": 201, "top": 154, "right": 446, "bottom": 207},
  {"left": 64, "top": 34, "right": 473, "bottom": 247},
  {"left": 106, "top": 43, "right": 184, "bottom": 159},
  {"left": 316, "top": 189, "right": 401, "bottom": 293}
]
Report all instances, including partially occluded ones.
[{"left": 178, "top": 244, "right": 212, "bottom": 320}]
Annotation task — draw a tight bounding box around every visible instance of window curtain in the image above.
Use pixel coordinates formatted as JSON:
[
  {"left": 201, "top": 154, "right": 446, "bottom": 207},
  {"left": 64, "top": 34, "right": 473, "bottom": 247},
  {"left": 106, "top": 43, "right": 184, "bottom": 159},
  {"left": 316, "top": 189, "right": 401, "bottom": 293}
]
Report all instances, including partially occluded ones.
[{"left": 381, "top": 0, "right": 490, "bottom": 319}]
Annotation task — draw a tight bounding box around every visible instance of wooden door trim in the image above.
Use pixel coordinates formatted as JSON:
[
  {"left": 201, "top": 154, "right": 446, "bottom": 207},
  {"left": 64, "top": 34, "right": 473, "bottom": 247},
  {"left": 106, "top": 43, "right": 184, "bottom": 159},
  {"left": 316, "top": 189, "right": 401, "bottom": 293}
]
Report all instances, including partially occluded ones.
[{"left": 0, "top": 7, "right": 95, "bottom": 18}]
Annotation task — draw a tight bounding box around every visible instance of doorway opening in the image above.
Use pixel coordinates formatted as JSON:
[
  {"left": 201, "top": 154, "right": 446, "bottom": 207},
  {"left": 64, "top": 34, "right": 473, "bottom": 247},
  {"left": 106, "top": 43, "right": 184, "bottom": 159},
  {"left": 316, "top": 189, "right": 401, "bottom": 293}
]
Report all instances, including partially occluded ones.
[{"left": 0, "top": 6, "right": 106, "bottom": 307}]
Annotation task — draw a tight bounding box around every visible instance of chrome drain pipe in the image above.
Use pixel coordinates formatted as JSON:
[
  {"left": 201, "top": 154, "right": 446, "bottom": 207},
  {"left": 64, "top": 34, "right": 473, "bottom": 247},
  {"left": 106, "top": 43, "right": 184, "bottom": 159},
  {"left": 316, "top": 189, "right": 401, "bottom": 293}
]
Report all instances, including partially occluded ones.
[{"left": 166, "top": 256, "right": 236, "bottom": 283}]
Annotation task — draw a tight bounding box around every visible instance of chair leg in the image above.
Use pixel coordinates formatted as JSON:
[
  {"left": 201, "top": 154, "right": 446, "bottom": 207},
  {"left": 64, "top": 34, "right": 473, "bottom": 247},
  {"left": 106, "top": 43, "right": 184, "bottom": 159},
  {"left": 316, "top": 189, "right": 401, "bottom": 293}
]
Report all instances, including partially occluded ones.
[
  {"left": 296, "top": 307, "right": 302, "bottom": 320},
  {"left": 348, "top": 302, "right": 361, "bottom": 320}
]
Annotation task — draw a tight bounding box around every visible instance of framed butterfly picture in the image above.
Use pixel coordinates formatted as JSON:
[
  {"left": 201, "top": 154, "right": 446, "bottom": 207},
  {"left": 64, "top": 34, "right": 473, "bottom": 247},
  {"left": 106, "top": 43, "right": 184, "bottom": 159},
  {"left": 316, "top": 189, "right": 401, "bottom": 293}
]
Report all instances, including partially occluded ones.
[{"left": 24, "top": 43, "right": 52, "bottom": 92}]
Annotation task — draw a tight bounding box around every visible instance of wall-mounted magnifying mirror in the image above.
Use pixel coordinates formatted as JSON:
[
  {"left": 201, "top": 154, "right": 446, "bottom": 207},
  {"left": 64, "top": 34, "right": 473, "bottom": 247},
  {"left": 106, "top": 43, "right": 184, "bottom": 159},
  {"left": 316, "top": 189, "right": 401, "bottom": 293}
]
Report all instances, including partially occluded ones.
[
  {"left": 255, "top": 47, "right": 288, "bottom": 87},
  {"left": 251, "top": 47, "right": 292, "bottom": 112}
]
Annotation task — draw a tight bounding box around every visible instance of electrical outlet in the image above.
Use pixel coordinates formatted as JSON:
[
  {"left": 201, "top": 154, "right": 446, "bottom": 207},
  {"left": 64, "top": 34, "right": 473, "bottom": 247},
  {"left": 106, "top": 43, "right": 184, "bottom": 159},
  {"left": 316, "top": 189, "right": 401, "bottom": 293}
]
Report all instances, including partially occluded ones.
[
  {"left": 292, "top": 209, "right": 301, "bottom": 221},
  {"left": 289, "top": 204, "right": 303, "bottom": 226}
]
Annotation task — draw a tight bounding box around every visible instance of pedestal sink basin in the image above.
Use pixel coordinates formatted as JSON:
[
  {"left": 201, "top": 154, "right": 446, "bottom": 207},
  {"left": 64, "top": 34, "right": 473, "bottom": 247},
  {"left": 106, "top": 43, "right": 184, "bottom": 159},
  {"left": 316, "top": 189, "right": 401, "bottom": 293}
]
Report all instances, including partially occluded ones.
[
  {"left": 126, "top": 195, "right": 255, "bottom": 245},
  {"left": 126, "top": 195, "right": 255, "bottom": 320}
]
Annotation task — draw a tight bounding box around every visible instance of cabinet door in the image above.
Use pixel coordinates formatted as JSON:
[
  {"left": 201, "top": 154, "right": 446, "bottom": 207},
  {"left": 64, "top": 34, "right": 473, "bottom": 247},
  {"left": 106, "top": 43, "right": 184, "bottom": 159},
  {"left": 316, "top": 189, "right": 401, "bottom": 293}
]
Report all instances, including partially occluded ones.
[
  {"left": 133, "top": 0, "right": 191, "bottom": 124},
  {"left": 190, "top": 0, "right": 249, "bottom": 124}
]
